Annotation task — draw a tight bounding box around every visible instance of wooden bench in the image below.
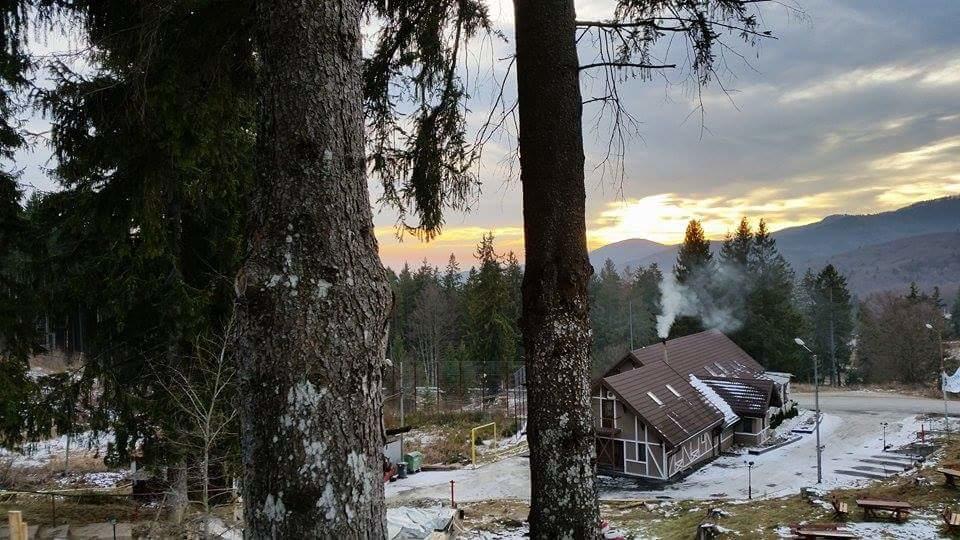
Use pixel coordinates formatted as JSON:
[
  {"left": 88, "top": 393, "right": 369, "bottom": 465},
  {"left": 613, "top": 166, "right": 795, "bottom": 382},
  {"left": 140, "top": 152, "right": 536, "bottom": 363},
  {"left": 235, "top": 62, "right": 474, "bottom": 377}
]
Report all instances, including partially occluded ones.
[
  {"left": 938, "top": 467, "right": 960, "bottom": 487},
  {"left": 829, "top": 496, "right": 849, "bottom": 519},
  {"left": 943, "top": 509, "right": 960, "bottom": 529},
  {"left": 856, "top": 498, "right": 911, "bottom": 522},
  {"left": 791, "top": 523, "right": 860, "bottom": 539}
]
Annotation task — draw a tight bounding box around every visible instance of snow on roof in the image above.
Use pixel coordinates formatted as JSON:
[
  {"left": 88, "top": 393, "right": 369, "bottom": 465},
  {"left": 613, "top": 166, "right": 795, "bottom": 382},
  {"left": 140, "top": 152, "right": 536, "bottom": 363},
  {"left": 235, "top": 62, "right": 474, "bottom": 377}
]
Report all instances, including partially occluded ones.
[
  {"left": 700, "top": 378, "right": 774, "bottom": 417},
  {"left": 761, "top": 371, "right": 792, "bottom": 385},
  {"left": 689, "top": 375, "right": 739, "bottom": 427}
]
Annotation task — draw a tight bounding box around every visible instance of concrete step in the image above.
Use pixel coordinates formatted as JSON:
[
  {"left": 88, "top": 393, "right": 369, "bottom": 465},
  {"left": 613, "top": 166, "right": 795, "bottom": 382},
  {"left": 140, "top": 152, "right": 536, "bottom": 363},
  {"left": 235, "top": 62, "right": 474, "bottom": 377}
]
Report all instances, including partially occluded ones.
[
  {"left": 860, "top": 458, "right": 913, "bottom": 470},
  {"left": 834, "top": 469, "right": 888, "bottom": 480},
  {"left": 850, "top": 465, "right": 897, "bottom": 475},
  {"left": 870, "top": 453, "right": 920, "bottom": 463}
]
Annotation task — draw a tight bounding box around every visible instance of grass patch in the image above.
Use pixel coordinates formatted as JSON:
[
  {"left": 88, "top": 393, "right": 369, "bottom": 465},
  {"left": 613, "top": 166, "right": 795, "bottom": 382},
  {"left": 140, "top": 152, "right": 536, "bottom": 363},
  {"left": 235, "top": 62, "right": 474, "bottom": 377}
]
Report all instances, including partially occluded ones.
[{"left": 402, "top": 409, "right": 521, "bottom": 465}]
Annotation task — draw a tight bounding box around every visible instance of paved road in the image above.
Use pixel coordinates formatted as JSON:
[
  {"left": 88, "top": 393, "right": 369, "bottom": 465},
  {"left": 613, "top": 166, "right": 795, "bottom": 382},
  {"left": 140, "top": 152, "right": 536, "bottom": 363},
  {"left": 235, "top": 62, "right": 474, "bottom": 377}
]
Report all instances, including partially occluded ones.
[{"left": 794, "top": 390, "right": 960, "bottom": 415}]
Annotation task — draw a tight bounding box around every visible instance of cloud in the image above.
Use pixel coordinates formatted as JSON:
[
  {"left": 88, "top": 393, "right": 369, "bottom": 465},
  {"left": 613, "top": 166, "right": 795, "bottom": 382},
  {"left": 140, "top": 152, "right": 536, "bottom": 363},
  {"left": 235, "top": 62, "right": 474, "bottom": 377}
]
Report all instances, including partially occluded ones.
[
  {"left": 871, "top": 135, "right": 960, "bottom": 170},
  {"left": 779, "top": 63, "right": 924, "bottom": 103}
]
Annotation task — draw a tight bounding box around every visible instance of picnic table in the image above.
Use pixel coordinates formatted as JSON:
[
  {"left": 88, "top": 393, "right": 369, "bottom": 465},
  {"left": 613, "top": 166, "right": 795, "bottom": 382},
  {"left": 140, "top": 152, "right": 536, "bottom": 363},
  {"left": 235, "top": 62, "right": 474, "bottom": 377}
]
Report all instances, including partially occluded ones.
[
  {"left": 938, "top": 467, "right": 960, "bottom": 487},
  {"left": 856, "top": 498, "right": 911, "bottom": 521}
]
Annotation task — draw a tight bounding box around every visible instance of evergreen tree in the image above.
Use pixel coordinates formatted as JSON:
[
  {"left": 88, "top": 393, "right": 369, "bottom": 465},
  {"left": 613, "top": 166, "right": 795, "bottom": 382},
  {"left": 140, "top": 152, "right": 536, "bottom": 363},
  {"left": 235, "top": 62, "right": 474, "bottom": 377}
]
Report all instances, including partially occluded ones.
[
  {"left": 931, "top": 286, "right": 946, "bottom": 311},
  {"left": 628, "top": 264, "right": 663, "bottom": 348},
  {"left": 442, "top": 253, "right": 462, "bottom": 293},
  {"left": 800, "top": 264, "right": 854, "bottom": 385},
  {"left": 464, "top": 234, "right": 517, "bottom": 393},
  {"left": 732, "top": 219, "right": 804, "bottom": 373},
  {"left": 671, "top": 219, "right": 713, "bottom": 337},
  {"left": 32, "top": 0, "right": 254, "bottom": 484},
  {"left": 952, "top": 289, "right": 960, "bottom": 338},
  {"left": 719, "top": 217, "right": 752, "bottom": 267}
]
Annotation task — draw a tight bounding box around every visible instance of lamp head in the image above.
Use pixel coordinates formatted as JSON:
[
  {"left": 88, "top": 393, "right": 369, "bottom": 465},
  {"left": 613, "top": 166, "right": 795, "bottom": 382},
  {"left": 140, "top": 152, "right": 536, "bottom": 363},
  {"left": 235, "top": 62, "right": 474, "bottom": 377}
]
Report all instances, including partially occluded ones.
[
  {"left": 794, "top": 337, "right": 806, "bottom": 347},
  {"left": 925, "top": 323, "right": 933, "bottom": 330}
]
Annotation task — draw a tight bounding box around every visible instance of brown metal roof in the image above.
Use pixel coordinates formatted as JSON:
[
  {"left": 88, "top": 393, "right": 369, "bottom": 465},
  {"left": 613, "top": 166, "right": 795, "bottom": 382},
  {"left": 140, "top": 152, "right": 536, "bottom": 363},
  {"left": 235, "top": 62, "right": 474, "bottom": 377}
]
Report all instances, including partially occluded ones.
[
  {"left": 602, "top": 359, "right": 723, "bottom": 447},
  {"left": 700, "top": 377, "right": 777, "bottom": 417},
  {"left": 616, "top": 329, "right": 765, "bottom": 379}
]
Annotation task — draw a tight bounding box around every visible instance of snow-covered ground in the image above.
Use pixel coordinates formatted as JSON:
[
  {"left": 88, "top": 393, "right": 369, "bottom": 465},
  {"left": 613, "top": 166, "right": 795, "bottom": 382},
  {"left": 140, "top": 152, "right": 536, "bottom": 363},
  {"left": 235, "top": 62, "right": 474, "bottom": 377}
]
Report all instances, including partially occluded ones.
[
  {"left": 386, "top": 409, "right": 926, "bottom": 503},
  {"left": 0, "top": 431, "right": 113, "bottom": 469},
  {"left": 602, "top": 412, "right": 922, "bottom": 500}
]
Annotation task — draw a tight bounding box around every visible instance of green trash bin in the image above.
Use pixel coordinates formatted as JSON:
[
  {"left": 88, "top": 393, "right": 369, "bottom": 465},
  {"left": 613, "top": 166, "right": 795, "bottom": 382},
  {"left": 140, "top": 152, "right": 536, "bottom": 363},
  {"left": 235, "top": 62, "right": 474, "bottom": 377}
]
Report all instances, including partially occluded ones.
[{"left": 403, "top": 451, "right": 423, "bottom": 474}]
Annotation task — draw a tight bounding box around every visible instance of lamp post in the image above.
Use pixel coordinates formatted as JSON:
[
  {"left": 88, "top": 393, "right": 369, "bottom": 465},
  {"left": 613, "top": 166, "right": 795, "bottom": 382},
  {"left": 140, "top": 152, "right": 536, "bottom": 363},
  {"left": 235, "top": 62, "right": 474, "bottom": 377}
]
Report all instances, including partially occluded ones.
[
  {"left": 795, "top": 337, "right": 823, "bottom": 484},
  {"left": 925, "top": 323, "right": 949, "bottom": 439},
  {"left": 881, "top": 421, "right": 889, "bottom": 451},
  {"left": 745, "top": 460, "right": 755, "bottom": 500}
]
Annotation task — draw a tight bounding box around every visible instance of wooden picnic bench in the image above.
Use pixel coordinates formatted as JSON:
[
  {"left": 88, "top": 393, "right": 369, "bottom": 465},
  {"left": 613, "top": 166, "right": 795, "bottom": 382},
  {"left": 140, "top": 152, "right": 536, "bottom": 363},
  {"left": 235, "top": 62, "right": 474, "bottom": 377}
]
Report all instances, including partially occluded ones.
[
  {"left": 937, "top": 467, "right": 960, "bottom": 487},
  {"left": 856, "top": 498, "right": 911, "bottom": 522},
  {"left": 791, "top": 523, "right": 860, "bottom": 539},
  {"left": 943, "top": 509, "right": 960, "bottom": 530}
]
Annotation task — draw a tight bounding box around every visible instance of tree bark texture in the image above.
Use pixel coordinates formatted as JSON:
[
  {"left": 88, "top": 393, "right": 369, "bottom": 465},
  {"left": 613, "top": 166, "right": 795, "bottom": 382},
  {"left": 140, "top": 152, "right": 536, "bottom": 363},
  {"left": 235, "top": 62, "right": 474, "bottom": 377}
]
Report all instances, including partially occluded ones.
[
  {"left": 513, "top": 1, "right": 600, "bottom": 538},
  {"left": 236, "top": 0, "right": 391, "bottom": 537}
]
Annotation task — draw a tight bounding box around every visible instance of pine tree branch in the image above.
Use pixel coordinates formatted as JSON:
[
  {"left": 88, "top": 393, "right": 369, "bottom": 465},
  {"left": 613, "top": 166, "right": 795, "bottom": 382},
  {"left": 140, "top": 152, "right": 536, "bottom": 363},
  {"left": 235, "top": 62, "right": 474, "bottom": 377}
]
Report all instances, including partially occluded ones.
[{"left": 579, "top": 62, "right": 677, "bottom": 71}]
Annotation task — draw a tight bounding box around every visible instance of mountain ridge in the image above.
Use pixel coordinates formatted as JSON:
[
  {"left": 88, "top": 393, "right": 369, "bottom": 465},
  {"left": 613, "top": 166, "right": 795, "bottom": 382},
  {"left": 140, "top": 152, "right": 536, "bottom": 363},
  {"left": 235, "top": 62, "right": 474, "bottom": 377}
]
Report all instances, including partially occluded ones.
[{"left": 589, "top": 196, "right": 960, "bottom": 297}]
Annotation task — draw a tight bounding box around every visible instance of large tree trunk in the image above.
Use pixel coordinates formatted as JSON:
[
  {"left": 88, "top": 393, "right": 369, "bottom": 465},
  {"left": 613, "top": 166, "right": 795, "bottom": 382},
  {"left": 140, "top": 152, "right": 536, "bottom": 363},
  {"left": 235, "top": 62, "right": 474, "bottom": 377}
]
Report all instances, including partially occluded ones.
[
  {"left": 513, "top": 1, "right": 600, "bottom": 538},
  {"left": 236, "top": 0, "right": 391, "bottom": 537}
]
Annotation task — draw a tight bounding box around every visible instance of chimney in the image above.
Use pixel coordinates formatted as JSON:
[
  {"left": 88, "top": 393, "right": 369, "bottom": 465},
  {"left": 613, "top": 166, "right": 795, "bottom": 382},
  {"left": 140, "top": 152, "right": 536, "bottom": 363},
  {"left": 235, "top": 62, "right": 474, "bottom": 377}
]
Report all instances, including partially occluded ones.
[{"left": 661, "top": 338, "right": 668, "bottom": 363}]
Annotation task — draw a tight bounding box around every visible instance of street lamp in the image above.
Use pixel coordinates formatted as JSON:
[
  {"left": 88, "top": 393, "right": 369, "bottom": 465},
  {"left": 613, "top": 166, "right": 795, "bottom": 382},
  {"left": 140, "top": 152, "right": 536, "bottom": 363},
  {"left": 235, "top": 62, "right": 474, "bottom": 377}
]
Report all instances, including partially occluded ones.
[
  {"left": 881, "top": 421, "right": 889, "bottom": 451},
  {"left": 745, "top": 460, "right": 756, "bottom": 500},
  {"left": 795, "top": 337, "right": 823, "bottom": 484},
  {"left": 925, "top": 323, "right": 950, "bottom": 438}
]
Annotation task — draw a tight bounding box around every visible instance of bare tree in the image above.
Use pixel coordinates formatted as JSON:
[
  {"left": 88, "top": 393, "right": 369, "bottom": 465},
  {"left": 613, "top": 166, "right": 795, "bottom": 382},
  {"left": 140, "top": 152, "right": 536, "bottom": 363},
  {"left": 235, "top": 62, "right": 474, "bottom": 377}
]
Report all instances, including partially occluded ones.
[
  {"left": 156, "top": 315, "right": 239, "bottom": 520},
  {"left": 409, "top": 282, "right": 455, "bottom": 407}
]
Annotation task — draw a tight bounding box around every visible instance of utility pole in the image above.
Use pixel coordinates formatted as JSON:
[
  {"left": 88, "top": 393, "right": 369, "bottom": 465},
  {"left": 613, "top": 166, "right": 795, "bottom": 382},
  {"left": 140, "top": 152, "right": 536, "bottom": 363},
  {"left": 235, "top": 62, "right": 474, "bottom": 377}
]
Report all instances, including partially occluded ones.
[
  {"left": 795, "top": 337, "right": 823, "bottom": 484},
  {"left": 399, "top": 359, "right": 405, "bottom": 457},
  {"left": 814, "top": 353, "right": 822, "bottom": 483},
  {"left": 926, "top": 323, "right": 950, "bottom": 439}
]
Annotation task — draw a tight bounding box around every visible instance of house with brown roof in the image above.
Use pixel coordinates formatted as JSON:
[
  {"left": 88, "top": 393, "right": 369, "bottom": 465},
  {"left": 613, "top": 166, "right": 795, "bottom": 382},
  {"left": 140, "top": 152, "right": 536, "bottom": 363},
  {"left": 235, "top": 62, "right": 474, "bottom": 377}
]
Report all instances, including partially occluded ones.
[{"left": 592, "top": 330, "right": 791, "bottom": 481}]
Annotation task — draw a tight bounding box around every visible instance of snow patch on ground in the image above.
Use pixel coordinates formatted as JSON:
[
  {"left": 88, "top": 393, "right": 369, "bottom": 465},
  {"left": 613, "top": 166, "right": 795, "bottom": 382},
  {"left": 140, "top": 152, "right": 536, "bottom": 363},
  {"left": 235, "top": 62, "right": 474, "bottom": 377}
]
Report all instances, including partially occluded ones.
[
  {"left": 56, "top": 471, "right": 128, "bottom": 488},
  {"left": 0, "top": 432, "right": 113, "bottom": 469}
]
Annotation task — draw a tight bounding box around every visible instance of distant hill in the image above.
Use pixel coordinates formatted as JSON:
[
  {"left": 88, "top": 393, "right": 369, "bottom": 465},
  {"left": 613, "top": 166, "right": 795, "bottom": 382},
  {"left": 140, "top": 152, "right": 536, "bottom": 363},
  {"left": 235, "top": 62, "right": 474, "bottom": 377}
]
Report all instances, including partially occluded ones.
[
  {"left": 588, "top": 238, "right": 668, "bottom": 270},
  {"left": 773, "top": 196, "right": 960, "bottom": 263},
  {"left": 589, "top": 196, "right": 960, "bottom": 297},
  {"left": 798, "top": 231, "right": 960, "bottom": 299}
]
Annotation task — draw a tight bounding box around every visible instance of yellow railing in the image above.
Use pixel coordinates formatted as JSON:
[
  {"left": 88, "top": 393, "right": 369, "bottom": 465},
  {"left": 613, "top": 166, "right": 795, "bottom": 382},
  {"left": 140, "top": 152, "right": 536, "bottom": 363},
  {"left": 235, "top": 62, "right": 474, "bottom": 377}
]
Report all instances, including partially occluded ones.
[{"left": 470, "top": 422, "right": 497, "bottom": 467}]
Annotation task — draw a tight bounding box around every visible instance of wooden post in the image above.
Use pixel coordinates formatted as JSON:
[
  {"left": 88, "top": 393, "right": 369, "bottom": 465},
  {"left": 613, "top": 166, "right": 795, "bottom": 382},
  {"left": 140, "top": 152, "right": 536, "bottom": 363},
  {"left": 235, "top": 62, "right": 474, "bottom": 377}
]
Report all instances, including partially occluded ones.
[{"left": 7, "top": 510, "right": 27, "bottom": 540}]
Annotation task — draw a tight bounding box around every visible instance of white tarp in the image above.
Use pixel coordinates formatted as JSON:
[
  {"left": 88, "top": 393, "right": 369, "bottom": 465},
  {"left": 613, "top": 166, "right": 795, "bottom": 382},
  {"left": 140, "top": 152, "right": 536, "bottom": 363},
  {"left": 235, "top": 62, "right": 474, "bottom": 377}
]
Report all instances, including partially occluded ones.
[
  {"left": 387, "top": 506, "right": 461, "bottom": 540},
  {"left": 943, "top": 368, "right": 960, "bottom": 393}
]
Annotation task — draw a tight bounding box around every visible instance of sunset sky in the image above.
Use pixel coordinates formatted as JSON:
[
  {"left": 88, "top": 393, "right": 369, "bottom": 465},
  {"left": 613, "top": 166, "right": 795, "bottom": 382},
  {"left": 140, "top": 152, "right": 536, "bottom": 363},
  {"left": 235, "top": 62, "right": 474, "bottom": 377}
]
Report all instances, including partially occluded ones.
[{"left": 13, "top": 0, "right": 960, "bottom": 269}]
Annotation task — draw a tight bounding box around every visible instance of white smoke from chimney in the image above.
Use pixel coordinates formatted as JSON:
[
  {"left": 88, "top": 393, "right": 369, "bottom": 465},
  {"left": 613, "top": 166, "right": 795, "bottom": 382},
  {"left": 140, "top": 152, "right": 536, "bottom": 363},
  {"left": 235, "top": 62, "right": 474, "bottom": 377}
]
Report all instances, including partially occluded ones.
[{"left": 655, "top": 262, "right": 749, "bottom": 338}]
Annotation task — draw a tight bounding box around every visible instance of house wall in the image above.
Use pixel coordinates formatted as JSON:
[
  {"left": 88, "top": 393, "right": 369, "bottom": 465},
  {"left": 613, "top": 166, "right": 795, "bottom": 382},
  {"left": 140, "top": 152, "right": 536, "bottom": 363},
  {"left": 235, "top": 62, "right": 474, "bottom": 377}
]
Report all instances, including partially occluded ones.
[
  {"left": 718, "top": 426, "right": 735, "bottom": 452},
  {"left": 667, "top": 429, "right": 716, "bottom": 477},
  {"left": 593, "top": 387, "right": 668, "bottom": 480},
  {"left": 733, "top": 415, "right": 770, "bottom": 446}
]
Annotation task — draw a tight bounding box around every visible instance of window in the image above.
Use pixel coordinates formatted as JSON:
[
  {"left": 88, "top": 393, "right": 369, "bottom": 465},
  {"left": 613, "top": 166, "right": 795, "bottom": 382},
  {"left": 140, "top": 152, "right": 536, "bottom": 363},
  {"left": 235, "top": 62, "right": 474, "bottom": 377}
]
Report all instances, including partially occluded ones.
[
  {"left": 665, "top": 384, "right": 681, "bottom": 398},
  {"left": 601, "top": 399, "right": 616, "bottom": 429},
  {"left": 625, "top": 442, "right": 645, "bottom": 463},
  {"left": 647, "top": 392, "right": 663, "bottom": 406},
  {"left": 700, "top": 433, "right": 710, "bottom": 446}
]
